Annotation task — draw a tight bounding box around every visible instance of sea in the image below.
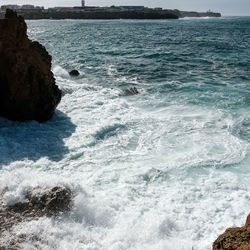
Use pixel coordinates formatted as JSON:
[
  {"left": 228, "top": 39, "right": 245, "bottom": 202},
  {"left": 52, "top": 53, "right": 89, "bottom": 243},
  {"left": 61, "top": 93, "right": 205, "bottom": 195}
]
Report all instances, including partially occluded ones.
[{"left": 0, "top": 17, "right": 249, "bottom": 250}]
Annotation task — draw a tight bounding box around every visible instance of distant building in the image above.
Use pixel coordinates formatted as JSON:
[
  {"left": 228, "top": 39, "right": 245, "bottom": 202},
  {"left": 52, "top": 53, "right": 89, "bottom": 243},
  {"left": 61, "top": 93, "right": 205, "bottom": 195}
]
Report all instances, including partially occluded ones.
[
  {"left": 1, "top": 4, "right": 44, "bottom": 11},
  {"left": 21, "top": 5, "right": 35, "bottom": 9},
  {"left": 1, "top": 5, "right": 20, "bottom": 10},
  {"left": 81, "top": 0, "right": 85, "bottom": 7}
]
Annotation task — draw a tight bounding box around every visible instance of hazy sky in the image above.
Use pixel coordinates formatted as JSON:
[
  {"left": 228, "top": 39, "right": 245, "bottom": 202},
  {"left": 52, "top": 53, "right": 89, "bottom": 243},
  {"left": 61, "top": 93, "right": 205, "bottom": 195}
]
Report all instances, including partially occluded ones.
[{"left": 1, "top": 0, "right": 250, "bottom": 16}]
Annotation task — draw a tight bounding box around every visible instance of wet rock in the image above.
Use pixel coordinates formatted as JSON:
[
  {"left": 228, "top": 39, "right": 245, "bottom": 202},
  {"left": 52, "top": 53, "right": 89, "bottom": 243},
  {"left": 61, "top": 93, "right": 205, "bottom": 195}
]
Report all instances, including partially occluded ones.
[
  {"left": 10, "top": 186, "right": 72, "bottom": 216},
  {"left": 0, "top": 186, "right": 72, "bottom": 234},
  {"left": 69, "top": 69, "right": 80, "bottom": 77},
  {"left": 123, "top": 87, "right": 139, "bottom": 96},
  {"left": 0, "top": 10, "right": 61, "bottom": 122},
  {"left": 213, "top": 214, "right": 250, "bottom": 250}
]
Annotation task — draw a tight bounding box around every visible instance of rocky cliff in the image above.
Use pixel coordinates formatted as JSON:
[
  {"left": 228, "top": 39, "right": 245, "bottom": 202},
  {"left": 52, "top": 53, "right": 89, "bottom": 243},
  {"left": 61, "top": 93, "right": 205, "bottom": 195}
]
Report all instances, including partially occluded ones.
[
  {"left": 0, "top": 9, "right": 222, "bottom": 20},
  {"left": 3, "top": 10, "right": 179, "bottom": 20},
  {"left": 213, "top": 214, "right": 250, "bottom": 250},
  {"left": 0, "top": 10, "right": 61, "bottom": 122}
]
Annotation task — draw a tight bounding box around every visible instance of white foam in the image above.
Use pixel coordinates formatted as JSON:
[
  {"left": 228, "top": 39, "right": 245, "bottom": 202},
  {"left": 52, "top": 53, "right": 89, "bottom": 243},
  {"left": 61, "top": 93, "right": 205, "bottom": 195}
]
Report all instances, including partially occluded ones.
[{"left": 53, "top": 65, "right": 71, "bottom": 79}]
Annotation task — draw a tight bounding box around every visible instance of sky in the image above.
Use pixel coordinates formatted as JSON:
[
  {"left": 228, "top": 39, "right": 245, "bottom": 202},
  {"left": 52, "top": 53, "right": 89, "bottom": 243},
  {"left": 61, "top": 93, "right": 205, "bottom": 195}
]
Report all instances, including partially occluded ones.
[{"left": 0, "top": 0, "right": 250, "bottom": 16}]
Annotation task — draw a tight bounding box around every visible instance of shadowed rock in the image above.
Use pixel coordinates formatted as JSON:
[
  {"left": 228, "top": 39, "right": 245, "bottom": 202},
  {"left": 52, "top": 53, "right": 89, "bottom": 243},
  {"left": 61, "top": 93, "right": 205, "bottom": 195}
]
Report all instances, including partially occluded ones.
[
  {"left": 0, "top": 10, "right": 61, "bottom": 122},
  {"left": 123, "top": 87, "right": 139, "bottom": 96},
  {"left": 213, "top": 214, "right": 250, "bottom": 250},
  {"left": 69, "top": 69, "right": 80, "bottom": 77}
]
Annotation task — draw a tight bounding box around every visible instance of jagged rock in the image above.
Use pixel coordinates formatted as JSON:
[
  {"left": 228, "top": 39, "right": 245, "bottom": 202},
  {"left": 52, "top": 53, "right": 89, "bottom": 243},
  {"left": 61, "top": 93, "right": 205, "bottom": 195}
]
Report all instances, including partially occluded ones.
[
  {"left": 0, "top": 186, "right": 72, "bottom": 249},
  {"left": 9, "top": 186, "right": 72, "bottom": 216},
  {"left": 69, "top": 69, "right": 80, "bottom": 77},
  {"left": 123, "top": 87, "right": 139, "bottom": 96},
  {"left": 213, "top": 214, "right": 250, "bottom": 250},
  {"left": 0, "top": 10, "right": 61, "bottom": 122},
  {"left": 0, "top": 186, "right": 72, "bottom": 233}
]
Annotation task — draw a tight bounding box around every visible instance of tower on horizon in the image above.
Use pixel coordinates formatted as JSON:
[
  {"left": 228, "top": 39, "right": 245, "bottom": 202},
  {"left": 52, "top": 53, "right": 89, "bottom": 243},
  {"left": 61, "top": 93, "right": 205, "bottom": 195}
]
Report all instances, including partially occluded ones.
[{"left": 81, "top": 0, "right": 85, "bottom": 7}]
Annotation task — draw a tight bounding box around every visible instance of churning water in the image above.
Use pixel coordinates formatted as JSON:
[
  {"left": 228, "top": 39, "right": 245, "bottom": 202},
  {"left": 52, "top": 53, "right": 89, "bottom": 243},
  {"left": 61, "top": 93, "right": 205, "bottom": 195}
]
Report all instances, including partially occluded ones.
[{"left": 0, "top": 17, "right": 250, "bottom": 249}]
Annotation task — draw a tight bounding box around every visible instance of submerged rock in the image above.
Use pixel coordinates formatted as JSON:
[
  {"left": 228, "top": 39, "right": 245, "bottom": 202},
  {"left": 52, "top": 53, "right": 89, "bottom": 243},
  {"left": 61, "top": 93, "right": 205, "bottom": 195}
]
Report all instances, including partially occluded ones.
[
  {"left": 123, "top": 87, "right": 139, "bottom": 96},
  {"left": 69, "top": 69, "right": 80, "bottom": 77},
  {"left": 0, "top": 10, "right": 61, "bottom": 122},
  {"left": 213, "top": 214, "right": 250, "bottom": 250}
]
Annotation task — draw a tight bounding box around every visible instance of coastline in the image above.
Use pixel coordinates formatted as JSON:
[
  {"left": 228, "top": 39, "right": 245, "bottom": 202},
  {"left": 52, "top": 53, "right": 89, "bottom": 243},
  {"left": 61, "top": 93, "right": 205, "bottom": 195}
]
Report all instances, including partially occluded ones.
[
  {"left": 1, "top": 10, "right": 249, "bottom": 250},
  {"left": 0, "top": 9, "right": 221, "bottom": 20}
]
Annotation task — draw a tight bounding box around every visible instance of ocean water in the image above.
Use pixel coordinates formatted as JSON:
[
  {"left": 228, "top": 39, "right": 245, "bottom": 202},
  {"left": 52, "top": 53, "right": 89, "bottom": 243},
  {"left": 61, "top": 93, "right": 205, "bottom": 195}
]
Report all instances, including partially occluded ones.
[{"left": 0, "top": 17, "right": 250, "bottom": 249}]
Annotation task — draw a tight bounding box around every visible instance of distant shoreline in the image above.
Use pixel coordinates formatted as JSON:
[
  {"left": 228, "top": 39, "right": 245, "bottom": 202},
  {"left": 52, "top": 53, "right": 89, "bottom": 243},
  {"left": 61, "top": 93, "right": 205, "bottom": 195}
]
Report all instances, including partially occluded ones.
[{"left": 0, "top": 9, "right": 221, "bottom": 20}]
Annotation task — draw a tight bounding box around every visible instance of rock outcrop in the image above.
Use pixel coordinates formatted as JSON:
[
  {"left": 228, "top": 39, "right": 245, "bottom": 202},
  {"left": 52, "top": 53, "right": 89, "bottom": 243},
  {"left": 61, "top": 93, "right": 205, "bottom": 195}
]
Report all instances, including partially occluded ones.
[
  {"left": 69, "top": 69, "right": 80, "bottom": 77},
  {"left": 1, "top": 10, "right": 179, "bottom": 20},
  {"left": 123, "top": 87, "right": 140, "bottom": 96},
  {"left": 0, "top": 186, "right": 72, "bottom": 249},
  {"left": 179, "top": 11, "right": 221, "bottom": 18},
  {"left": 0, "top": 186, "right": 72, "bottom": 234},
  {"left": 213, "top": 214, "right": 250, "bottom": 250},
  {"left": 0, "top": 10, "right": 61, "bottom": 122}
]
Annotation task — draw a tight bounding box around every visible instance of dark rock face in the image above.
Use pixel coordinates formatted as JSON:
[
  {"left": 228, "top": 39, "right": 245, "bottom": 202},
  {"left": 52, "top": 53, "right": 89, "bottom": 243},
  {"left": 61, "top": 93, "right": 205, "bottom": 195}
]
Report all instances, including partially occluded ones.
[
  {"left": 213, "top": 214, "right": 250, "bottom": 250},
  {"left": 5, "top": 10, "right": 179, "bottom": 20},
  {"left": 0, "top": 10, "right": 61, "bottom": 122},
  {"left": 69, "top": 69, "right": 80, "bottom": 77}
]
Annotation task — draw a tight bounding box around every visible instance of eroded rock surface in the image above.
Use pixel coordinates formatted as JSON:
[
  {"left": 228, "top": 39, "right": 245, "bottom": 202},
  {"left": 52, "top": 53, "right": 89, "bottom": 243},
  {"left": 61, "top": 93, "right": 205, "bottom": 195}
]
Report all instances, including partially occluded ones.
[
  {"left": 0, "top": 10, "right": 61, "bottom": 122},
  {"left": 0, "top": 186, "right": 72, "bottom": 249},
  {"left": 0, "top": 186, "right": 72, "bottom": 233},
  {"left": 213, "top": 214, "right": 250, "bottom": 250}
]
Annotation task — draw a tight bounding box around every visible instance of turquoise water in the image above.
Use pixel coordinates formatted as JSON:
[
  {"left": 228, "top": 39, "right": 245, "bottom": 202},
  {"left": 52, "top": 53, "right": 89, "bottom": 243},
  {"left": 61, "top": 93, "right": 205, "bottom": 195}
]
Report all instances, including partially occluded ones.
[{"left": 0, "top": 17, "right": 249, "bottom": 249}]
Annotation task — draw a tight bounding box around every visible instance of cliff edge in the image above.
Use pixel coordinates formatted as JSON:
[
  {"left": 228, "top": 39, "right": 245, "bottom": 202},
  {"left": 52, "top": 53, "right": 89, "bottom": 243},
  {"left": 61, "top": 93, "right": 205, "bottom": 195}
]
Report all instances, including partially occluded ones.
[
  {"left": 213, "top": 214, "right": 250, "bottom": 250},
  {"left": 0, "top": 10, "right": 61, "bottom": 122}
]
